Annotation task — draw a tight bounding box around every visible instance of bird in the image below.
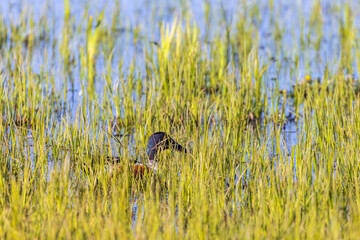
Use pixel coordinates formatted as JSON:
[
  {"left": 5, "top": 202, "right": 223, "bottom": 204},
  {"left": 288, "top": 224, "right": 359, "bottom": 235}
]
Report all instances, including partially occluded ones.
[
  {"left": 112, "top": 132, "right": 188, "bottom": 180},
  {"left": 146, "top": 132, "right": 187, "bottom": 169}
]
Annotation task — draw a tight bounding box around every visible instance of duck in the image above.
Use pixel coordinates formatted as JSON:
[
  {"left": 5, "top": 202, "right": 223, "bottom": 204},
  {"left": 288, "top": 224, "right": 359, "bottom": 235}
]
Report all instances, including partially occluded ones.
[{"left": 112, "top": 132, "right": 188, "bottom": 179}]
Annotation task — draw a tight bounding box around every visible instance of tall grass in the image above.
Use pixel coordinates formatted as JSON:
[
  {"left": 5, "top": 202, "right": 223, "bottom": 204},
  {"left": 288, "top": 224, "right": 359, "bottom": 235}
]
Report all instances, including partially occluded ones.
[{"left": 0, "top": 0, "right": 360, "bottom": 239}]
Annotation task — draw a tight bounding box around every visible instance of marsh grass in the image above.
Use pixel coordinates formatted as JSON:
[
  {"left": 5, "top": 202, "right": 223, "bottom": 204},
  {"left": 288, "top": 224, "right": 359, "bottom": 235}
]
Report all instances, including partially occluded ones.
[{"left": 1, "top": 0, "right": 360, "bottom": 239}]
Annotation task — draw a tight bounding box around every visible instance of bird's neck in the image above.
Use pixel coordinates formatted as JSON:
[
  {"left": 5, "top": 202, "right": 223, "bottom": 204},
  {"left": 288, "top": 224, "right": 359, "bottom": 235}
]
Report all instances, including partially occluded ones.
[{"left": 148, "top": 159, "right": 158, "bottom": 171}]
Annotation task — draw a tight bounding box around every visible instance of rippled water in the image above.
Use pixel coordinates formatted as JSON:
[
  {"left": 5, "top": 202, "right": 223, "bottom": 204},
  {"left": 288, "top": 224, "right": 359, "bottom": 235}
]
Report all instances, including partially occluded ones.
[{"left": 2, "top": 0, "right": 358, "bottom": 87}]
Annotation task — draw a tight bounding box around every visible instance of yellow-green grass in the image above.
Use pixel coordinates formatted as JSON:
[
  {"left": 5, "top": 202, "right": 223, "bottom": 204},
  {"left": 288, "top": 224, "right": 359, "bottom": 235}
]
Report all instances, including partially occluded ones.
[{"left": 0, "top": 0, "right": 360, "bottom": 239}]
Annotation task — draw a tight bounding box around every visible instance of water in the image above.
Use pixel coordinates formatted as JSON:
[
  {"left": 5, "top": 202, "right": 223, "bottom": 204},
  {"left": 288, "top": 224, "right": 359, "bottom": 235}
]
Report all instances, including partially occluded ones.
[{"left": 2, "top": 0, "right": 357, "bottom": 90}]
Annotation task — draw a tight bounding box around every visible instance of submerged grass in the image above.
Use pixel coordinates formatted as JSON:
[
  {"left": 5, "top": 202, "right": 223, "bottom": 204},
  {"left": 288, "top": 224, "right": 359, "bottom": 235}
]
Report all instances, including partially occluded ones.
[{"left": 1, "top": 0, "right": 360, "bottom": 239}]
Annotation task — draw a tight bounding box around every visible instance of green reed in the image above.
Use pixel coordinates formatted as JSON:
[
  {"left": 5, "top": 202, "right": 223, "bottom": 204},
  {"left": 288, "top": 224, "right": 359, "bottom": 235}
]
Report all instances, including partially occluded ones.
[{"left": 1, "top": 0, "right": 360, "bottom": 239}]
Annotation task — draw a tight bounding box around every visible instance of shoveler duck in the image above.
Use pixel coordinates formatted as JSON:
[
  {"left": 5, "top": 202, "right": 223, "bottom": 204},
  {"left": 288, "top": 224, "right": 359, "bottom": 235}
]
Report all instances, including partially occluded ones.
[{"left": 113, "top": 132, "right": 187, "bottom": 179}]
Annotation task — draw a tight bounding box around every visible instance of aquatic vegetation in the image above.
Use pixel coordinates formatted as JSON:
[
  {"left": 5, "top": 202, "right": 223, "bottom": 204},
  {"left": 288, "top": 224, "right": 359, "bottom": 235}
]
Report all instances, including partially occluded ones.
[{"left": 1, "top": 0, "right": 360, "bottom": 238}]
